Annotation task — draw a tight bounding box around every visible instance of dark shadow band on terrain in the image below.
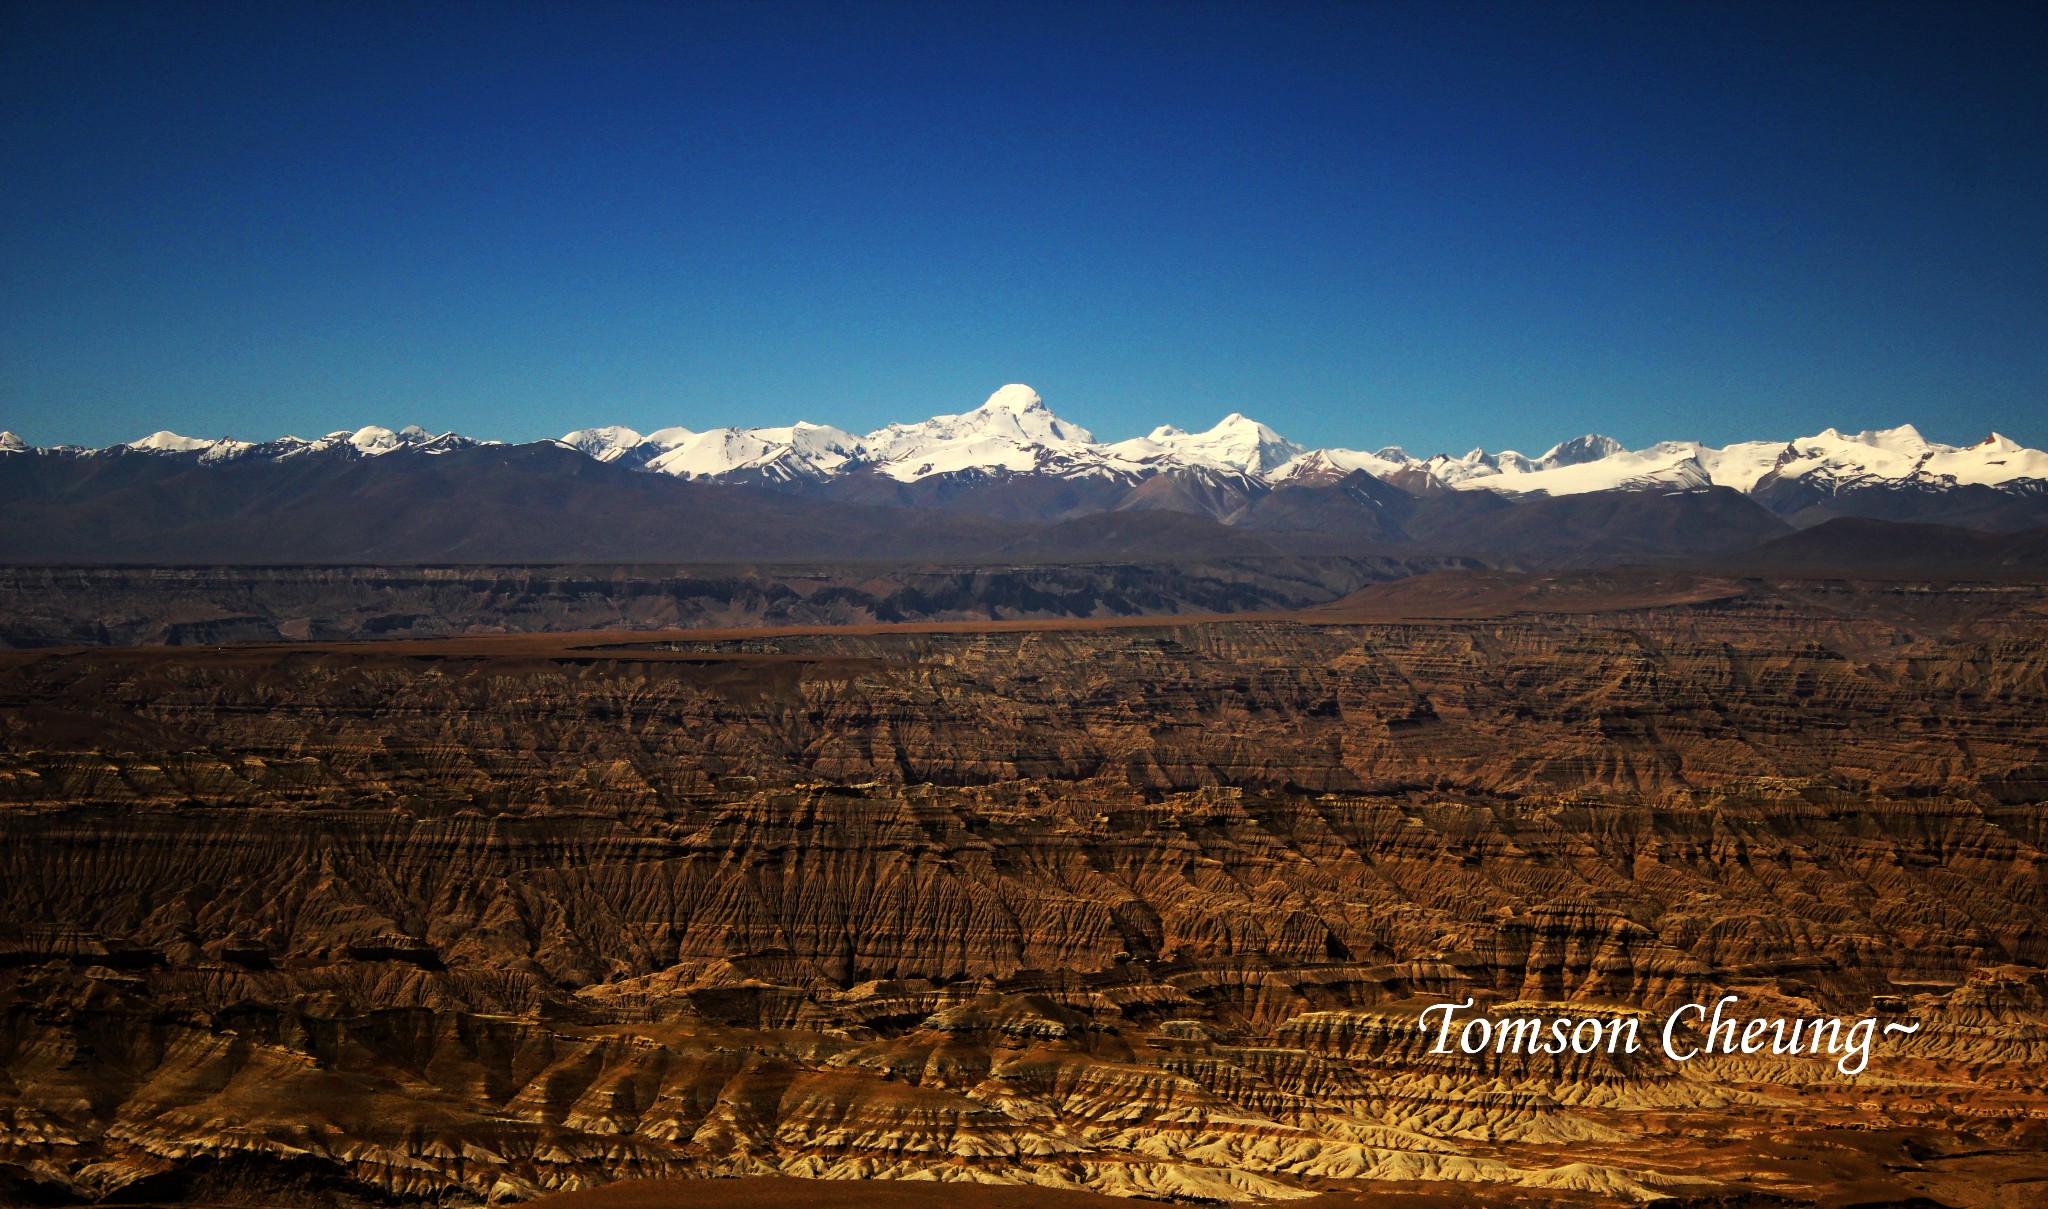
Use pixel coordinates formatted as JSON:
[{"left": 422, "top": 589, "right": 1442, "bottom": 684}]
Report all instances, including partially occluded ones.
[
  {"left": 5, "top": 517, "right": 2046, "bottom": 652},
  {"left": 0, "top": 556, "right": 1467, "bottom": 649}
]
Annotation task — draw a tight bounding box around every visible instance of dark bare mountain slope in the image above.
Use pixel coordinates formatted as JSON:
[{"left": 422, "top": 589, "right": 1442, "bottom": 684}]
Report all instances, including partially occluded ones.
[
  {"left": 0, "top": 443, "right": 1035, "bottom": 564},
  {"left": 1725, "top": 516, "right": 2048, "bottom": 576}
]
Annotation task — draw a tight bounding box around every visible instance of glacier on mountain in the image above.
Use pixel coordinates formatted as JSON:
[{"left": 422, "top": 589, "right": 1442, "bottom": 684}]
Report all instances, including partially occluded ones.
[
  {"left": 1109, "top": 413, "right": 1305, "bottom": 477},
  {"left": 11, "top": 386, "right": 2046, "bottom": 514}
]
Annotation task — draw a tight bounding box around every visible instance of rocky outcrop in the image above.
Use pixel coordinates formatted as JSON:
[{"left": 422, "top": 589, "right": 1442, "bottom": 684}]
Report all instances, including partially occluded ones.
[{"left": 1, "top": 579, "right": 2046, "bottom": 1204}]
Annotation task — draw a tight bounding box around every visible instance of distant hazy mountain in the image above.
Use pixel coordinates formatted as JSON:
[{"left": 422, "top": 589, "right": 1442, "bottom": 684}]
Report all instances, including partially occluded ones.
[{"left": 5, "top": 384, "right": 2045, "bottom": 564}]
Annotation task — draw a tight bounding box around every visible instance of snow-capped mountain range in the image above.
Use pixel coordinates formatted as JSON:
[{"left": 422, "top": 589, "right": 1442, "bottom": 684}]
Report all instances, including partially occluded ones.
[{"left": 7, "top": 384, "right": 2046, "bottom": 514}]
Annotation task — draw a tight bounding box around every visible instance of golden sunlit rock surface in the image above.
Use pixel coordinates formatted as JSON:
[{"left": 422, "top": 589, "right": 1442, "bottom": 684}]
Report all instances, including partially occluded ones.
[{"left": 1, "top": 572, "right": 2046, "bottom": 1206}]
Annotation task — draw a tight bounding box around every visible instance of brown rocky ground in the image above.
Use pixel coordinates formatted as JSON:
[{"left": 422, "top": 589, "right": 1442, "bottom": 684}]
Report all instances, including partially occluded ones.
[
  {"left": 525, "top": 1174, "right": 1624, "bottom": 1208},
  {"left": 0, "top": 571, "right": 2045, "bottom": 1206}
]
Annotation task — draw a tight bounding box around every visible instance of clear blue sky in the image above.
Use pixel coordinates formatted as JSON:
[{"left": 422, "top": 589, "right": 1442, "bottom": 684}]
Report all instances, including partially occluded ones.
[{"left": 3, "top": 0, "right": 2044, "bottom": 454}]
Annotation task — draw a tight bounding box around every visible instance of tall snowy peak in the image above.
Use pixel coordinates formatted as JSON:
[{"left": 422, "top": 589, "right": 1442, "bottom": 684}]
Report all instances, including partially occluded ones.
[
  {"left": 644, "top": 422, "right": 865, "bottom": 483},
  {"left": 558, "top": 425, "right": 701, "bottom": 467},
  {"left": 1775, "top": 425, "right": 1933, "bottom": 484},
  {"left": 14, "top": 388, "right": 2047, "bottom": 509},
  {"left": 1424, "top": 448, "right": 1520, "bottom": 487},
  {"left": 1762, "top": 424, "right": 2048, "bottom": 492},
  {"left": 1692, "top": 440, "right": 1790, "bottom": 493},
  {"left": 1413, "top": 425, "right": 2048, "bottom": 498},
  {"left": 559, "top": 425, "right": 652, "bottom": 463},
  {"left": 125, "top": 430, "right": 219, "bottom": 454},
  {"left": 1934, "top": 432, "right": 2048, "bottom": 485},
  {"left": 1269, "top": 446, "right": 1411, "bottom": 486},
  {"left": 1108, "top": 413, "right": 1304, "bottom": 476},
  {"left": 865, "top": 385, "right": 1092, "bottom": 454},
  {"left": 289, "top": 425, "right": 485, "bottom": 458},
  {"left": 860, "top": 384, "right": 1135, "bottom": 482},
  {"left": 103, "top": 424, "right": 482, "bottom": 461},
  {"left": 1430, "top": 439, "right": 1703, "bottom": 496},
  {"left": 1540, "top": 434, "right": 1625, "bottom": 468}
]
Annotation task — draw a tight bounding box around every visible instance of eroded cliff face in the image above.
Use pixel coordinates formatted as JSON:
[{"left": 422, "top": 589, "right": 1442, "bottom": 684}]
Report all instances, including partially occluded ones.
[{"left": 1, "top": 581, "right": 2046, "bottom": 1206}]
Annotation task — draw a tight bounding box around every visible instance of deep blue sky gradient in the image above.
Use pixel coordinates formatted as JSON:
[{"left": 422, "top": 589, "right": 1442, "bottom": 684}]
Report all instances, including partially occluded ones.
[{"left": 4, "top": 0, "right": 2045, "bottom": 454}]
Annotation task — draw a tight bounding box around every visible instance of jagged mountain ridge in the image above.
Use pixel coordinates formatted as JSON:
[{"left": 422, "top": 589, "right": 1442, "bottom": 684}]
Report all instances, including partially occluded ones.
[
  {"left": 7, "top": 384, "right": 2047, "bottom": 537},
  {"left": 13, "top": 383, "right": 2046, "bottom": 497}
]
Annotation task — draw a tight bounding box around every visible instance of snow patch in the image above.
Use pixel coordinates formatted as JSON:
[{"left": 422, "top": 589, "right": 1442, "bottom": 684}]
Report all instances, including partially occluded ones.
[
  {"left": 20, "top": 389, "right": 2048, "bottom": 507},
  {"left": 560, "top": 425, "right": 652, "bottom": 463},
  {"left": 1109, "top": 413, "right": 1304, "bottom": 475},
  {"left": 125, "top": 431, "right": 217, "bottom": 453}
]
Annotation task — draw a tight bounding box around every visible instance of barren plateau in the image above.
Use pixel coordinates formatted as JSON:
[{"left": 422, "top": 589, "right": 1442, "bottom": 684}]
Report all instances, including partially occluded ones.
[{"left": 0, "top": 570, "right": 2045, "bottom": 1207}]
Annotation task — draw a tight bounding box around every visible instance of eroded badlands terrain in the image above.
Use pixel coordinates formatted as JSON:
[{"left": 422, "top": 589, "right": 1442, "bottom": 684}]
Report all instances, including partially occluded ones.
[{"left": 1, "top": 573, "right": 2046, "bottom": 1206}]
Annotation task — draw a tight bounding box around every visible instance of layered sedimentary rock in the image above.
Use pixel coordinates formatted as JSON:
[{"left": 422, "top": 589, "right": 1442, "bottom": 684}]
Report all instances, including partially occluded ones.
[{"left": 0, "top": 575, "right": 2046, "bottom": 1205}]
